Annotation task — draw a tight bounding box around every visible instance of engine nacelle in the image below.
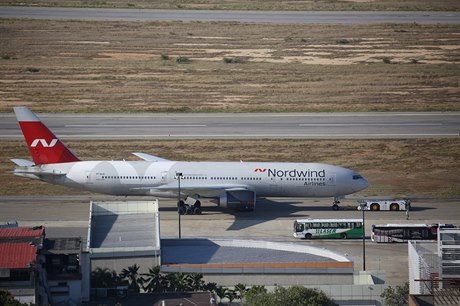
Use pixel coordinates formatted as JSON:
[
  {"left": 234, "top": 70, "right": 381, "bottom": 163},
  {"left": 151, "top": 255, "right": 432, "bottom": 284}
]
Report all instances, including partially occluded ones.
[{"left": 216, "top": 189, "right": 256, "bottom": 211}]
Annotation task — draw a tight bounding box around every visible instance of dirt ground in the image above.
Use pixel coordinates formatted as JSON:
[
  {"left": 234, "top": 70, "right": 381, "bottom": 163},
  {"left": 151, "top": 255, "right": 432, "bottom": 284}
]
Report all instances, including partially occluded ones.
[{"left": 0, "top": 20, "right": 459, "bottom": 113}]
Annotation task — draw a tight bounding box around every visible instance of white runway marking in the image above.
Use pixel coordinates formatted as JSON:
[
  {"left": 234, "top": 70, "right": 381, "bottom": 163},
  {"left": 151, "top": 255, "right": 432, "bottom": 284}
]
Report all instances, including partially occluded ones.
[
  {"left": 299, "top": 123, "right": 443, "bottom": 127},
  {"left": 66, "top": 124, "right": 207, "bottom": 127}
]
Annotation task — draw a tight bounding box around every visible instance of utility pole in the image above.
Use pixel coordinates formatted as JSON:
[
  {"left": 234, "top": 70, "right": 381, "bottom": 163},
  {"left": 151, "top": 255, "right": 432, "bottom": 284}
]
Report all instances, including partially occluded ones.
[
  {"left": 177, "top": 172, "right": 183, "bottom": 239},
  {"left": 361, "top": 203, "right": 366, "bottom": 271}
]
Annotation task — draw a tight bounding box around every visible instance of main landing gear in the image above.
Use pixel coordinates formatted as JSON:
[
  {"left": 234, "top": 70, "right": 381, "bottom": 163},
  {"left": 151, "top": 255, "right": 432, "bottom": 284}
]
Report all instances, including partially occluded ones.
[
  {"left": 177, "top": 197, "right": 202, "bottom": 215},
  {"left": 332, "top": 197, "right": 341, "bottom": 211}
]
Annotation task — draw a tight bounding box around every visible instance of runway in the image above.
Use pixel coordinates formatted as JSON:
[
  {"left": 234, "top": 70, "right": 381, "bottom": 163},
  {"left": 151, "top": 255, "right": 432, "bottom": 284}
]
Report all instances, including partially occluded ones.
[
  {"left": 1, "top": 112, "right": 459, "bottom": 139},
  {"left": 0, "top": 112, "right": 460, "bottom": 140},
  {"left": 1, "top": 7, "right": 459, "bottom": 24}
]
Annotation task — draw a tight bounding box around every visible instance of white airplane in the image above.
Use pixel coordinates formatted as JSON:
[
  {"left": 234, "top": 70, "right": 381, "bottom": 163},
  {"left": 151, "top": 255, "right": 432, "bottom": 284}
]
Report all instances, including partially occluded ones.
[{"left": 11, "top": 107, "right": 368, "bottom": 213}]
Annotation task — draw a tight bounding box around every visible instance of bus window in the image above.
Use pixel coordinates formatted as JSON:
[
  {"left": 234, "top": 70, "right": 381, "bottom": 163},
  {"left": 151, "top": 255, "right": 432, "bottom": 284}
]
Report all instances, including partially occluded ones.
[
  {"left": 295, "top": 222, "right": 304, "bottom": 232},
  {"left": 330, "top": 222, "right": 338, "bottom": 228}
]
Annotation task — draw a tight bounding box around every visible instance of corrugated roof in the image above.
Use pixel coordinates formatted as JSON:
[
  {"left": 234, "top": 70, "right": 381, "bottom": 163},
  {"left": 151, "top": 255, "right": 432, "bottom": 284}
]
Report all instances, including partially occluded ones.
[
  {"left": 0, "top": 226, "right": 45, "bottom": 238},
  {"left": 0, "top": 242, "right": 37, "bottom": 269}
]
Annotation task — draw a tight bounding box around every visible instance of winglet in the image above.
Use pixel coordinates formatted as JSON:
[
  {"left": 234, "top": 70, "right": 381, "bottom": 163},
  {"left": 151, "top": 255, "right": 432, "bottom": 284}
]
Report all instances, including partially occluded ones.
[{"left": 14, "top": 107, "right": 80, "bottom": 164}]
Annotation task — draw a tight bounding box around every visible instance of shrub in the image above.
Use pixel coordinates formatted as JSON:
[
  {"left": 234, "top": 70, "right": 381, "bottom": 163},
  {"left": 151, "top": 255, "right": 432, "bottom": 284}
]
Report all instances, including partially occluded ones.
[
  {"left": 382, "top": 57, "right": 392, "bottom": 64},
  {"left": 176, "top": 56, "right": 190, "bottom": 64},
  {"left": 26, "top": 67, "right": 40, "bottom": 73},
  {"left": 223, "top": 57, "right": 247, "bottom": 64},
  {"left": 336, "top": 39, "right": 350, "bottom": 44}
]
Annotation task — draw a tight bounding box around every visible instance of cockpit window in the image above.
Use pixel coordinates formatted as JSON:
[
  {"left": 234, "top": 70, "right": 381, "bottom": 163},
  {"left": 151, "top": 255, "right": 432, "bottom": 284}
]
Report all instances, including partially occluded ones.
[{"left": 353, "top": 175, "right": 363, "bottom": 180}]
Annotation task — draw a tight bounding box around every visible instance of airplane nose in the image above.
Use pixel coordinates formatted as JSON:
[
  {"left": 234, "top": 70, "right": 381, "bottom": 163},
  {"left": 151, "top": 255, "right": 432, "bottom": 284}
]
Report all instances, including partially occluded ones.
[
  {"left": 351, "top": 172, "right": 368, "bottom": 192},
  {"left": 355, "top": 177, "right": 369, "bottom": 192},
  {"left": 362, "top": 177, "right": 369, "bottom": 190}
]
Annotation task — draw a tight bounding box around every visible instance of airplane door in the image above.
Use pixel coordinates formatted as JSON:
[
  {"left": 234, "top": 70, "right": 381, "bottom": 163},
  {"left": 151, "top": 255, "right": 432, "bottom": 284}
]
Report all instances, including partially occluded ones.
[
  {"left": 85, "top": 171, "right": 93, "bottom": 184},
  {"left": 161, "top": 171, "right": 168, "bottom": 183},
  {"left": 269, "top": 177, "right": 283, "bottom": 196}
]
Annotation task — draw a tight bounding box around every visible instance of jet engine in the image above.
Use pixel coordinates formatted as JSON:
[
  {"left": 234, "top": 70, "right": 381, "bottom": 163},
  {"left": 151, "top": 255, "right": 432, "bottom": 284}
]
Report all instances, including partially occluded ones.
[{"left": 216, "top": 189, "right": 256, "bottom": 211}]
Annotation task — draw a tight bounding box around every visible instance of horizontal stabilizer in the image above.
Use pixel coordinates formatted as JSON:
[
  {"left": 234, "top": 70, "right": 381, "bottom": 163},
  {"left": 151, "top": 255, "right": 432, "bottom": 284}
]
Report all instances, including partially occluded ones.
[
  {"left": 11, "top": 159, "right": 35, "bottom": 167},
  {"left": 132, "top": 152, "right": 169, "bottom": 162}
]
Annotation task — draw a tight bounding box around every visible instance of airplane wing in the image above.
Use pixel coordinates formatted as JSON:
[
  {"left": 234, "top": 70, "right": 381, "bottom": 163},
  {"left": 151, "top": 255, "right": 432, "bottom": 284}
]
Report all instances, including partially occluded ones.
[
  {"left": 132, "top": 152, "right": 170, "bottom": 162},
  {"left": 131, "top": 183, "right": 252, "bottom": 198}
]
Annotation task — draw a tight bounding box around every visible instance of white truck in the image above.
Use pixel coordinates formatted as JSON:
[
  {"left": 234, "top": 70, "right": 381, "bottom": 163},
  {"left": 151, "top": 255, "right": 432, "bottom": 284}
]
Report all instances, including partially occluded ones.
[{"left": 357, "top": 199, "right": 410, "bottom": 211}]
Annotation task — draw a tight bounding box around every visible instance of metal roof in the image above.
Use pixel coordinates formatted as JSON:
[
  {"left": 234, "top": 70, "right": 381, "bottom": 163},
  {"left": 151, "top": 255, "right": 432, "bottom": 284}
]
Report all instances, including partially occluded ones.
[
  {"left": 0, "top": 242, "right": 37, "bottom": 269},
  {"left": 0, "top": 226, "right": 45, "bottom": 239}
]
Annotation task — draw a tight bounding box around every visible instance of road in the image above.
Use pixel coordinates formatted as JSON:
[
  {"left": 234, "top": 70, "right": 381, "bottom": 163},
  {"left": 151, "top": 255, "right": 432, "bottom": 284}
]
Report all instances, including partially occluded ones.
[
  {"left": 1, "top": 7, "right": 459, "bottom": 24},
  {"left": 1, "top": 112, "right": 459, "bottom": 139},
  {"left": 1, "top": 195, "right": 459, "bottom": 285}
]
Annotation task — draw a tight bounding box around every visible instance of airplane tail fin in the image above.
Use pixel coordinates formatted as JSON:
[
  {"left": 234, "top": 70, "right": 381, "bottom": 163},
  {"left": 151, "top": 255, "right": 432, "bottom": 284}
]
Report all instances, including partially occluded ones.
[{"left": 14, "top": 107, "right": 80, "bottom": 165}]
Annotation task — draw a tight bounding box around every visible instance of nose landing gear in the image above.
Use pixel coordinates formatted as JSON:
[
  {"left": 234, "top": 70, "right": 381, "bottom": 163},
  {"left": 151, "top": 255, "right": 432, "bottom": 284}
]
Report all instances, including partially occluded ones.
[{"left": 332, "top": 197, "right": 341, "bottom": 211}]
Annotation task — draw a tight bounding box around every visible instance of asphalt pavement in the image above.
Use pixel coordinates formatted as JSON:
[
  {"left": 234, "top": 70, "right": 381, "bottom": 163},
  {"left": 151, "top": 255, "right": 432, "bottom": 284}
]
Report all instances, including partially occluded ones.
[
  {"left": 1, "top": 112, "right": 459, "bottom": 139},
  {"left": 1, "top": 7, "right": 459, "bottom": 24}
]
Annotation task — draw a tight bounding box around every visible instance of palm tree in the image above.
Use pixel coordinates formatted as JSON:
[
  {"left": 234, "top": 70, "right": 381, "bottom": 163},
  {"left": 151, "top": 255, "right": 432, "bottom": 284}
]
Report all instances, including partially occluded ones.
[
  {"left": 204, "top": 282, "right": 218, "bottom": 293},
  {"left": 225, "top": 289, "right": 237, "bottom": 305},
  {"left": 91, "top": 267, "right": 120, "bottom": 288},
  {"left": 164, "top": 272, "right": 189, "bottom": 292},
  {"left": 141, "top": 266, "right": 163, "bottom": 293},
  {"left": 215, "top": 286, "right": 228, "bottom": 305},
  {"left": 234, "top": 283, "right": 248, "bottom": 304},
  {"left": 120, "top": 264, "right": 141, "bottom": 292},
  {"left": 245, "top": 285, "right": 267, "bottom": 305},
  {"left": 186, "top": 273, "right": 205, "bottom": 291}
]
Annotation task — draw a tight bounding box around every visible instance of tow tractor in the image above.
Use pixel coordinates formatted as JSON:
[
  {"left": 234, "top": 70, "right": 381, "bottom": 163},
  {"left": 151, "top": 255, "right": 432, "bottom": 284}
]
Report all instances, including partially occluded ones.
[{"left": 357, "top": 199, "right": 410, "bottom": 211}]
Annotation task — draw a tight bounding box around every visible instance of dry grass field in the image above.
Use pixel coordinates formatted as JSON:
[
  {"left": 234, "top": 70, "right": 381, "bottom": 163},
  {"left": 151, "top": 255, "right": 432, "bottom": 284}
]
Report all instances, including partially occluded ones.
[
  {"left": 2, "top": 138, "right": 459, "bottom": 198},
  {"left": 1, "top": 0, "right": 460, "bottom": 11},
  {"left": 1, "top": 19, "right": 459, "bottom": 113}
]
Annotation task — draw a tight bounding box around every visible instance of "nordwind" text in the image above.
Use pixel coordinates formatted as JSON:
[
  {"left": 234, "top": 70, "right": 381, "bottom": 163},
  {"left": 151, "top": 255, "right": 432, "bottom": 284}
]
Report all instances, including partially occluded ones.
[{"left": 268, "top": 168, "right": 325, "bottom": 178}]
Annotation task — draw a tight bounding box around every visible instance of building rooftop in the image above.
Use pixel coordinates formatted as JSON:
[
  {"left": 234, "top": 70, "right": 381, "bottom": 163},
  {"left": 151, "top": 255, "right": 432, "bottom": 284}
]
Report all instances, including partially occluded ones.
[
  {"left": 44, "top": 238, "right": 81, "bottom": 254},
  {"left": 88, "top": 200, "right": 160, "bottom": 258},
  {"left": 161, "top": 238, "right": 353, "bottom": 274},
  {"left": 0, "top": 242, "right": 37, "bottom": 269},
  {"left": 0, "top": 225, "right": 44, "bottom": 241}
]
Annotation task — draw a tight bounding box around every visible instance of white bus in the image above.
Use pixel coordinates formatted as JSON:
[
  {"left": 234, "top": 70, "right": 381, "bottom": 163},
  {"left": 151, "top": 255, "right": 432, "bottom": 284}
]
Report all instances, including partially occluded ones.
[
  {"left": 371, "top": 223, "right": 455, "bottom": 243},
  {"left": 357, "top": 199, "right": 410, "bottom": 211},
  {"left": 293, "top": 218, "right": 364, "bottom": 240}
]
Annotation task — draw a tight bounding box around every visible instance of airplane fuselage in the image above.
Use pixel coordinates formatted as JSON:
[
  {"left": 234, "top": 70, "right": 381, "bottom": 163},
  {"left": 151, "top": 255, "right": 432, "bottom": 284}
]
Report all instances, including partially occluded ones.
[
  {"left": 20, "top": 160, "right": 368, "bottom": 199},
  {"left": 12, "top": 106, "right": 369, "bottom": 211}
]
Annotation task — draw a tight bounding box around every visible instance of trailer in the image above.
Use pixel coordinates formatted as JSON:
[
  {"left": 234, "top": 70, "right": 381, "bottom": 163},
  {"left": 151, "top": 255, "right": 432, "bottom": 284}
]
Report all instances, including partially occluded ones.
[{"left": 357, "top": 199, "right": 410, "bottom": 211}]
